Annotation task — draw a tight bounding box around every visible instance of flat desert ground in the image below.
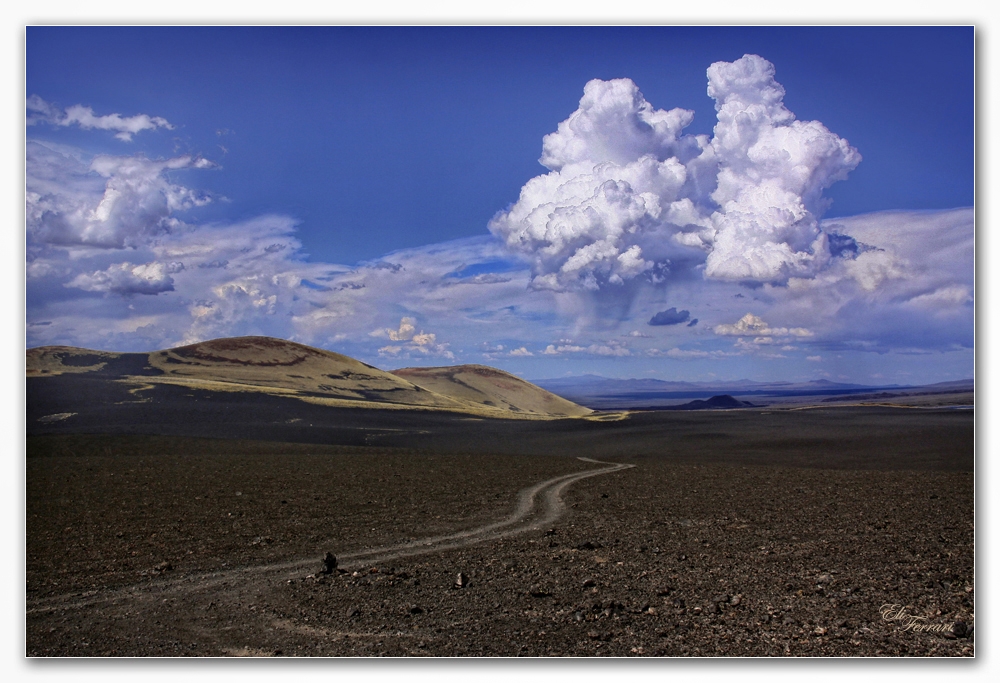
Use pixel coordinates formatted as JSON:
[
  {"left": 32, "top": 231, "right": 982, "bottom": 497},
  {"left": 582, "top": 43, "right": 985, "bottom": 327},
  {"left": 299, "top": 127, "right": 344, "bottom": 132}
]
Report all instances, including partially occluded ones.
[{"left": 26, "top": 388, "right": 974, "bottom": 657}]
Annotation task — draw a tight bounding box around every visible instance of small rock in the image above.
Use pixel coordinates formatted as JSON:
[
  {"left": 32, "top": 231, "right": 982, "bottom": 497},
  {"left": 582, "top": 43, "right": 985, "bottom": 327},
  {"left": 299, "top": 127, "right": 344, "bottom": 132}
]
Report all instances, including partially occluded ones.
[
  {"left": 729, "top": 594, "right": 742, "bottom": 606},
  {"left": 816, "top": 574, "right": 832, "bottom": 584},
  {"left": 529, "top": 586, "right": 552, "bottom": 598},
  {"left": 582, "top": 578, "right": 596, "bottom": 588},
  {"left": 454, "top": 572, "right": 469, "bottom": 589},
  {"left": 320, "top": 552, "right": 337, "bottom": 575},
  {"left": 409, "top": 605, "right": 424, "bottom": 614},
  {"left": 814, "top": 626, "right": 828, "bottom": 636},
  {"left": 952, "top": 621, "right": 968, "bottom": 638},
  {"left": 346, "top": 606, "right": 360, "bottom": 618},
  {"left": 576, "top": 541, "right": 602, "bottom": 550}
]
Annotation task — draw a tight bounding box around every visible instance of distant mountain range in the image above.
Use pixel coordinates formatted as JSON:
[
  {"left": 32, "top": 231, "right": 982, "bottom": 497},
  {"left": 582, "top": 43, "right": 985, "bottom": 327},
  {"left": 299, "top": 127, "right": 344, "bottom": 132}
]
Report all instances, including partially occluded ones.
[{"left": 531, "top": 374, "right": 974, "bottom": 410}]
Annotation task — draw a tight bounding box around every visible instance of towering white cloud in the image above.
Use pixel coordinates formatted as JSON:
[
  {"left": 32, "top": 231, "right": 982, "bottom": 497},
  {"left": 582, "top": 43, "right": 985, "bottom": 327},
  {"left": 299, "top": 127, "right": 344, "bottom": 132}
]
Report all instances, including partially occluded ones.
[
  {"left": 703, "top": 55, "right": 862, "bottom": 281},
  {"left": 489, "top": 78, "right": 715, "bottom": 293},
  {"left": 489, "top": 54, "right": 861, "bottom": 300}
]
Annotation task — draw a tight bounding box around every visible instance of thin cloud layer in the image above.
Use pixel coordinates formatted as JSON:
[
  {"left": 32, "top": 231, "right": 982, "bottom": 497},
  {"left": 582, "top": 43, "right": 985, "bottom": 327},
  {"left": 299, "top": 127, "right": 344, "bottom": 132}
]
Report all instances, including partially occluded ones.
[{"left": 27, "top": 95, "right": 174, "bottom": 141}]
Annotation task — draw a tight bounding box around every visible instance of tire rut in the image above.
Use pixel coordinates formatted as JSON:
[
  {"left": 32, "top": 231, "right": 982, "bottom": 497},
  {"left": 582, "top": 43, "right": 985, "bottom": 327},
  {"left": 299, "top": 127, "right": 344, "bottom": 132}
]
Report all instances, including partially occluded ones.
[{"left": 27, "top": 457, "right": 634, "bottom": 615}]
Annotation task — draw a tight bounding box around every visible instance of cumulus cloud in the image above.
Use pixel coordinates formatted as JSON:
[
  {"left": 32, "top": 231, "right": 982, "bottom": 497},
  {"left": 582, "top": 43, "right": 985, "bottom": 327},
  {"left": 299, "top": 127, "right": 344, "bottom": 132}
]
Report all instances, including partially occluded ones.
[
  {"left": 371, "top": 317, "right": 417, "bottom": 341},
  {"left": 649, "top": 307, "right": 691, "bottom": 326},
  {"left": 26, "top": 141, "right": 214, "bottom": 249},
  {"left": 542, "top": 340, "right": 629, "bottom": 356},
  {"left": 27, "top": 95, "right": 173, "bottom": 141},
  {"left": 375, "top": 317, "right": 455, "bottom": 360},
  {"left": 543, "top": 344, "right": 586, "bottom": 355},
  {"left": 489, "top": 78, "right": 712, "bottom": 295},
  {"left": 489, "top": 54, "right": 860, "bottom": 313},
  {"left": 713, "top": 313, "right": 813, "bottom": 338},
  {"left": 67, "top": 261, "right": 184, "bottom": 296},
  {"left": 703, "top": 55, "right": 861, "bottom": 282}
]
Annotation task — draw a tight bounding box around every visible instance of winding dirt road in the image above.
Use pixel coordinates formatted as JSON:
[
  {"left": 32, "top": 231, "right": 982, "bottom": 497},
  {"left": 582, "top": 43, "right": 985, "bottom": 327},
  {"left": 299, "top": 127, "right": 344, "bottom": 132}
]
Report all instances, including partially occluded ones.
[{"left": 27, "top": 456, "right": 634, "bottom": 617}]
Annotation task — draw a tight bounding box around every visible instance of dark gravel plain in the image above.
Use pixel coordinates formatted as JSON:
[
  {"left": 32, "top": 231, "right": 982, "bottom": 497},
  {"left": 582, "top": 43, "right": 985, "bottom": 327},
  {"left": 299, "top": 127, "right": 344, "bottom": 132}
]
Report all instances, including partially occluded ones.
[
  {"left": 27, "top": 435, "right": 973, "bottom": 656},
  {"left": 26, "top": 374, "right": 974, "bottom": 656}
]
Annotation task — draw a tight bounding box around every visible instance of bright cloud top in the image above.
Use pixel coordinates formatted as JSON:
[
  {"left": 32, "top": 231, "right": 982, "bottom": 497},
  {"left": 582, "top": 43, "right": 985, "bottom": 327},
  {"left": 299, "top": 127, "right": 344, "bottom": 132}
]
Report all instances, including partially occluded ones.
[{"left": 489, "top": 54, "right": 861, "bottom": 294}]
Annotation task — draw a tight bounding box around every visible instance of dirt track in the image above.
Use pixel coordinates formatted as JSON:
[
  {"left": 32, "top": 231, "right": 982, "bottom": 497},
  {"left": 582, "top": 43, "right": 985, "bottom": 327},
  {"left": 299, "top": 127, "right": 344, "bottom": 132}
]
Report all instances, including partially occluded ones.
[
  {"left": 27, "top": 456, "right": 631, "bottom": 618},
  {"left": 26, "top": 431, "right": 973, "bottom": 657}
]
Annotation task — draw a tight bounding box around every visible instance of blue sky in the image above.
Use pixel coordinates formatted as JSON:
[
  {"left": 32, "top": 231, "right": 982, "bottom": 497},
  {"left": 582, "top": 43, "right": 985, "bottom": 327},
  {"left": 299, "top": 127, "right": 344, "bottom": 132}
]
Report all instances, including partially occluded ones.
[{"left": 25, "top": 26, "right": 974, "bottom": 384}]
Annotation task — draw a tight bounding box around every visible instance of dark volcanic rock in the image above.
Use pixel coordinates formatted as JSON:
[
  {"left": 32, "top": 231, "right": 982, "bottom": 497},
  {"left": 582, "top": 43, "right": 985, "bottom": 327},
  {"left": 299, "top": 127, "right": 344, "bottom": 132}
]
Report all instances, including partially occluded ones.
[
  {"left": 666, "top": 395, "right": 756, "bottom": 411},
  {"left": 25, "top": 421, "right": 973, "bottom": 657},
  {"left": 320, "top": 552, "right": 337, "bottom": 575}
]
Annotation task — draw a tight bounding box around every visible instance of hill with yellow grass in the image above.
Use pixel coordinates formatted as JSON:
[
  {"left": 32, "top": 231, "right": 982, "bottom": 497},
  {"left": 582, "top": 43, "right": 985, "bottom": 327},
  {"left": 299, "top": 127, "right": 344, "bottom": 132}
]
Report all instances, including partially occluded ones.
[{"left": 26, "top": 336, "right": 590, "bottom": 419}]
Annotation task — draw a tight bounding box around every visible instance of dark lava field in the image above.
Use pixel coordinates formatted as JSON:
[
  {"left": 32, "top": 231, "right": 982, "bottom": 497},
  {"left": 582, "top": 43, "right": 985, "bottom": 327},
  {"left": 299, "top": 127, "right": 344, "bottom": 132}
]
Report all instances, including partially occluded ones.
[{"left": 26, "top": 374, "right": 974, "bottom": 657}]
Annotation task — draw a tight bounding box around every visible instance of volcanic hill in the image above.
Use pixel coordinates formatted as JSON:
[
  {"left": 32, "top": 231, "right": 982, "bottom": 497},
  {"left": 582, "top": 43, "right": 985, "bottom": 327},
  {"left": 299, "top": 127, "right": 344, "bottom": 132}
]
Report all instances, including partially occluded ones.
[
  {"left": 391, "top": 365, "right": 591, "bottom": 418},
  {"left": 26, "top": 336, "right": 590, "bottom": 419}
]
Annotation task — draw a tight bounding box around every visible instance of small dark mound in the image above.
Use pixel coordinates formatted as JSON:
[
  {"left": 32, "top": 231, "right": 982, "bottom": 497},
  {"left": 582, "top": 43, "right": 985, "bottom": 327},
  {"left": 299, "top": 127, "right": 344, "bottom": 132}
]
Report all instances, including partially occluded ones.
[{"left": 665, "top": 395, "right": 756, "bottom": 411}]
